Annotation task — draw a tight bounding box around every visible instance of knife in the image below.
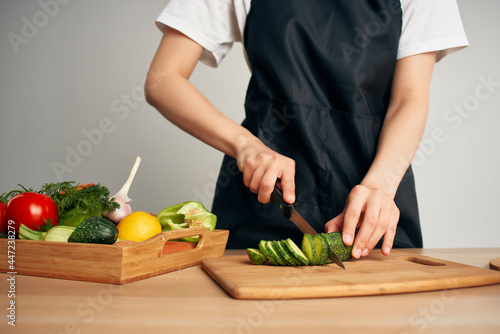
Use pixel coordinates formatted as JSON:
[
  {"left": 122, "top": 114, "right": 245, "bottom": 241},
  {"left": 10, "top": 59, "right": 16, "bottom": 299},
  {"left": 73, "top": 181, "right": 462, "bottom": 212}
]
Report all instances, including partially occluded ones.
[{"left": 270, "top": 185, "right": 346, "bottom": 270}]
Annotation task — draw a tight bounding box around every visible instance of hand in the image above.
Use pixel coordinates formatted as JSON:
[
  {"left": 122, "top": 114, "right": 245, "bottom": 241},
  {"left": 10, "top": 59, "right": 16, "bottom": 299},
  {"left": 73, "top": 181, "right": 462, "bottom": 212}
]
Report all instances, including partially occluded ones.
[
  {"left": 324, "top": 185, "right": 400, "bottom": 259},
  {"left": 236, "top": 139, "right": 295, "bottom": 204}
]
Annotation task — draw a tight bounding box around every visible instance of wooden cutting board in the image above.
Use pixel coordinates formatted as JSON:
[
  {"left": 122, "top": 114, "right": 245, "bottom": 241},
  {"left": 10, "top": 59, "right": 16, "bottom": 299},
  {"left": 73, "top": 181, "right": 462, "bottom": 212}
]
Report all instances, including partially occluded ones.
[{"left": 201, "top": 250, "right": 500, "bottom": 299}]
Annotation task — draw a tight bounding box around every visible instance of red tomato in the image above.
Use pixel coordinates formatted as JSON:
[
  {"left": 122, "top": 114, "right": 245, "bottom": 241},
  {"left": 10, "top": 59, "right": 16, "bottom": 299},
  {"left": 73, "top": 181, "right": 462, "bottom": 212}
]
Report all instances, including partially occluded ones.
[
  {"left": 0, "top": 201, "right": 6, "bottom": 234},
  {"left": 5, "top": 192, "right": 58, "bottom": 236}
]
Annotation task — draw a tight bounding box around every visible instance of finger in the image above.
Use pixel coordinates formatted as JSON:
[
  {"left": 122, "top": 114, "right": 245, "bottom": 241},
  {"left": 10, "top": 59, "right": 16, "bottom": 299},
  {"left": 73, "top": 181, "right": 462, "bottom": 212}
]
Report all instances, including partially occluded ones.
[
  {"left": 257, "top": 167, "right": 280, "bottom": 204},
  {"left": 324, "top": 213, "right": 344, "bottom": 233},
  {"left": 381, "top": 206, "right": 400, "bottom": 256},
  {"left": 248, "top": 163, "right": 266, "bottom": 194},
  {"left": 361, "top": 203, "right": 392, "bottom": 256},
  {"left": 241, "top": 157, "right": 257, "bottom": 189},
  {"left": 279, "top": 161, "right": 295, "bottom": 204},
  {"left": 342, "top": 187, "right": 368, "bottom": 256},
  {"left": 351, "top": 196, "right": 381, "bottom": 259}
]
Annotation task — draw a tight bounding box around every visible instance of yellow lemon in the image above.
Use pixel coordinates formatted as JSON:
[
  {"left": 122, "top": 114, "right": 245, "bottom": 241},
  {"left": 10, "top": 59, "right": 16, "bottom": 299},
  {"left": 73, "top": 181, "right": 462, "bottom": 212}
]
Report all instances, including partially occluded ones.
[{"left": 117, "top": 211, "right": 162, "bottom": 242}]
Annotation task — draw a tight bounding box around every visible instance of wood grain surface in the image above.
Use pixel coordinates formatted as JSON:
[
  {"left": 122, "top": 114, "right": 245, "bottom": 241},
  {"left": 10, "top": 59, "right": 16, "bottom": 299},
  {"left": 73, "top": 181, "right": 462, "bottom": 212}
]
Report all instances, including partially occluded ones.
[
  {"left": 1, "top": 248, "right": 499, "bottom": 333},
  {"left": 202, "top": 249, "right": 500, "bottom": 299}
]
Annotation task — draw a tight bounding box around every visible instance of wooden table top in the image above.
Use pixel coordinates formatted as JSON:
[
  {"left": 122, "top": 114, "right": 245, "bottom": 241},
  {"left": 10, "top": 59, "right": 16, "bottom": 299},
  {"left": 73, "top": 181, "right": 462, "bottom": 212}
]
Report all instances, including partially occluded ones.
[{"left": 1, "top": 248, "right": 499, "bottom": 334}]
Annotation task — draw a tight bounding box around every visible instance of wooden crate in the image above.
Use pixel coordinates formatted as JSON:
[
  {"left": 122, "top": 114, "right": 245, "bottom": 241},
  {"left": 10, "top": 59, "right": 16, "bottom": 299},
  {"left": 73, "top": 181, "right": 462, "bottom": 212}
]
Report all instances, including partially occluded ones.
[{"left": 0, "top": 228, "right": 229, "bottom": 284}]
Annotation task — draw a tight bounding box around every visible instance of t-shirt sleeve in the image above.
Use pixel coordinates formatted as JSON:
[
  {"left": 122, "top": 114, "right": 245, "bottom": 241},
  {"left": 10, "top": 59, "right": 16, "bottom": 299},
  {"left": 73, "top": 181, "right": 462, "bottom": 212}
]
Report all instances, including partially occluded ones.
[
  {"left": 398, "top": 0, "right": 469, "bottom": 62},
  {"left": 156, "top": 0, "right": 244, "bottom": 67}
]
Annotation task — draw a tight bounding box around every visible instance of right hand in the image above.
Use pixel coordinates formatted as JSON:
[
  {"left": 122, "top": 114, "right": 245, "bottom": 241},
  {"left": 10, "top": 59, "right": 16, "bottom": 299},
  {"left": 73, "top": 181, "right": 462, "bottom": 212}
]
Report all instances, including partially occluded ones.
[{"left": 236, "top": 139, "right": 296, "bottom": 204}]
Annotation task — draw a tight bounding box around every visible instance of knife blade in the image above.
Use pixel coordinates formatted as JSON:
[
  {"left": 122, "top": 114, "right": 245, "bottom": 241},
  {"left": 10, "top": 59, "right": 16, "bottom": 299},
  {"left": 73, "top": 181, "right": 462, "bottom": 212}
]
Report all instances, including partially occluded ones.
[{"left": 270, "top": 185, "right": 346, "bottom": 270}]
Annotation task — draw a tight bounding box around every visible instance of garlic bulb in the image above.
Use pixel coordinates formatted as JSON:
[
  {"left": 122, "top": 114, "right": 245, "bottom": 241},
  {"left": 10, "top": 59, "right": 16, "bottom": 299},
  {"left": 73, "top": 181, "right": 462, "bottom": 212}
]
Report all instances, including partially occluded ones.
[{"left": 106, "top": 156, "right": 141, "bottom": 223}]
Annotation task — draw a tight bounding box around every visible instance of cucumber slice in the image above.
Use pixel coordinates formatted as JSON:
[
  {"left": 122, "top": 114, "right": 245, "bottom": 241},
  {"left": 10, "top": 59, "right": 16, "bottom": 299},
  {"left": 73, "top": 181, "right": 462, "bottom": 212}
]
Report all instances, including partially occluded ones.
[
  {"left": 266, "top": 240, "right": 286, "bottom": 265},
  {"left": 247, "top": 248, "right": 268, "bottom": 265},
  {"left": 259, "top": 240, "right": 279, "bottom": 265},
  {"left": 318, "top": 234, "right": 333, "bottom": 264},
  {"left": 271, "top": 241, "right": 293, "bottom": 266},
  {"left": 273, "top": 240, "right": 298, "bottom": 266},
  {"left": 278, "top": 240, "right": 302, "bottom": 266},
  {"left": 314, "top": 234, "right": 329, "bottom": 265},
  {"left": 283, "top": 238, "right": 309, "bottom": 265},
  {"left": 301, "top": 234, "right": 317, "bottom": 265}
]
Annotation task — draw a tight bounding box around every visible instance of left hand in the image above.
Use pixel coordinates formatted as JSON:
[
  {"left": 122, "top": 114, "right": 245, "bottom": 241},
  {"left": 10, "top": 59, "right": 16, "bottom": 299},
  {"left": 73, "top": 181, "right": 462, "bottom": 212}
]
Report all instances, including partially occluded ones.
[{"left": 324, "top": 184, "right": 400, "bottom": 259}]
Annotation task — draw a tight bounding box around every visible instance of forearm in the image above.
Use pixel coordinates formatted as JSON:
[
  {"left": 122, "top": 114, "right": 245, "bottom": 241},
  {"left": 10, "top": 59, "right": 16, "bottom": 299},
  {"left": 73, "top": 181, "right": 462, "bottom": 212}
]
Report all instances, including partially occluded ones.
[
  {"left": 144, "top": 27, "right": 259, "bottom": 159},
  {"left": 145, "top": 72, "right": 256, "bottom": 158},
  {"left": 361, "top": 99, "right": 428, "bottom": 197},
  {"left": 145, "top": 28, "right": 296, "bottom": 204},
  {"left": 361, "top": 52, "right": 436, "bottom": 197}
]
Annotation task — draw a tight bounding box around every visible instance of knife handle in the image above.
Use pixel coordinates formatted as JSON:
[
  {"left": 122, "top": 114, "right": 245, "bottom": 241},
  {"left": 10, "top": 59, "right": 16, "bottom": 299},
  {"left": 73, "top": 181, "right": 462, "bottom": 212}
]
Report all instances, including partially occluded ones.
[{"left": 270, "top": 185, "right": 292, "bottom": 219}]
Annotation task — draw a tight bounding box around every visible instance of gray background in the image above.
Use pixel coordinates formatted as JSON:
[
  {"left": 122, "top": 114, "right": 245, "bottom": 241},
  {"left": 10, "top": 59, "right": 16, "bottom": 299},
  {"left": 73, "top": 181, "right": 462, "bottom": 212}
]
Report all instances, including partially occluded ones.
[{"left": 0, "top": 0, "right": 498, "bottom": 248}]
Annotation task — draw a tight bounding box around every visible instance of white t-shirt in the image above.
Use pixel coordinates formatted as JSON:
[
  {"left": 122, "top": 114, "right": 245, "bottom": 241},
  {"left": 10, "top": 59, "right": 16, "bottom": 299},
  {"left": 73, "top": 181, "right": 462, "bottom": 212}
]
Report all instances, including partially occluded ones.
[{"left": 156, "top": 0, "right": 469, "bottom": 68}]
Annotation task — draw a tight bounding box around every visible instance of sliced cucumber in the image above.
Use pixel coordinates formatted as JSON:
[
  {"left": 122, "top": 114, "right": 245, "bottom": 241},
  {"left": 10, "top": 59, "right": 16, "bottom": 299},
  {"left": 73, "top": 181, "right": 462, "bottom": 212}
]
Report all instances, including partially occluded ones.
[
  {"left": 259, "top": 240, "right": 279, "bottom": 265},
  {"left": 283, "top": 238, "right": 309, "bottom": 265},
  {"left": 314, "top": 234, "right": 329, "bottom": 265},
  {"left": 252, "top": 233, "right": 351, "bottom": 267},
  {"left": 247, "top": 248, "right": 268, "bottom": 265},
  {"left": 279, "top": 240, "right": 303, "bottom": 266},
  {"left": 273, "top": 240, "right": 298, "bottom": 266},
  {"left": 318, "top": 234, "right": 333, "bottom": 264},
  {"left": 266, "top": 240, "right": 287, "bottom": 265},
  {"left": 271, "top": 241, "right": 292, "bottom": 266},
  {"left": 301, "top": 234, "right": 317, "bottom": 265}
]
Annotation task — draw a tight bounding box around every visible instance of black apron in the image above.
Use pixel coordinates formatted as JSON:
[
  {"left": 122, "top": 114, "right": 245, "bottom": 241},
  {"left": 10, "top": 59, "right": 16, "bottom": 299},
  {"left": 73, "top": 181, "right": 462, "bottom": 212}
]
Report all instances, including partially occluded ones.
[{"left": 212, "top": 0, "right": 423, "bottom": 249}]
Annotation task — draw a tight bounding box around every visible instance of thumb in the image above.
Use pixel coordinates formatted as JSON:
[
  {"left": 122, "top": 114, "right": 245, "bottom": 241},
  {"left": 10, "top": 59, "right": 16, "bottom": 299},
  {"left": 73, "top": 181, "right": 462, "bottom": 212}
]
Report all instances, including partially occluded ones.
[{"left": 324, "top": 212, "right": 344, "bottom": 233}]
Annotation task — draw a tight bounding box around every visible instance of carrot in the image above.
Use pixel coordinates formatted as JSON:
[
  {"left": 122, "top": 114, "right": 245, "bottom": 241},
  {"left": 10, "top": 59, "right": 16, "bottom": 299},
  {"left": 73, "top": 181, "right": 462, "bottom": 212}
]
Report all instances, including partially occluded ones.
[
  {"left": 162, "top": 241, "right": 196, "bottom": 255},
  {"left": 59, "top": 183, "right": 97, "bottom": 194},
  {"left": 76, "top": 183, "right": 96, "bottom": 190}
]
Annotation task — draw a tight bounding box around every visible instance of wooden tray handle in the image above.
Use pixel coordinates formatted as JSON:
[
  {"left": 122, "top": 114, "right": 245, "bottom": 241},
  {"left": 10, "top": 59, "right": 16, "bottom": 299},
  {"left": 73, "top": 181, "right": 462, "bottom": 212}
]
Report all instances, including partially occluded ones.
[
  {"left": 122, "top": 228, "right": 227, "bottom": 257},
  {"left": 490, "top": 258, "right": 500, "bottom": 271},
  {"left": 150, "top": 227, "right": 211, "bottom": 248}
]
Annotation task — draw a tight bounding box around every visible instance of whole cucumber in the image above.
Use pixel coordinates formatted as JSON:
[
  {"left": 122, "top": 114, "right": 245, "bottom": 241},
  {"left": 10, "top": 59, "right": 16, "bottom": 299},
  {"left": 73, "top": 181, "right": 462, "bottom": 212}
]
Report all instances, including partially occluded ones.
[{"left": 68, "top": 216, "right": 118, "bottom": 244}]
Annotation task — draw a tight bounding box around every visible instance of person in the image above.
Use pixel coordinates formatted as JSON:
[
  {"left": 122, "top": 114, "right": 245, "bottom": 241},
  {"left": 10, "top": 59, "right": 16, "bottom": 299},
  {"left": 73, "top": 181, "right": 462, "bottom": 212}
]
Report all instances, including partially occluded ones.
[{"left": 145, "top": 0, "right": 468, "bottom": 258}]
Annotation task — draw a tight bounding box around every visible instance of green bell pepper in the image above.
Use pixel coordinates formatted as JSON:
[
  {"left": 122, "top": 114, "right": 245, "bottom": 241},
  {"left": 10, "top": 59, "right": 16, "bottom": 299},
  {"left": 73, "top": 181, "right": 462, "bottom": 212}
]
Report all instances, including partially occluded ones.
[
  {"left": 157, "top": 201, "right": 217, "bottom": 243},
  {"left": 59, "top": 207, "right": 93, "bottom": 227}
]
